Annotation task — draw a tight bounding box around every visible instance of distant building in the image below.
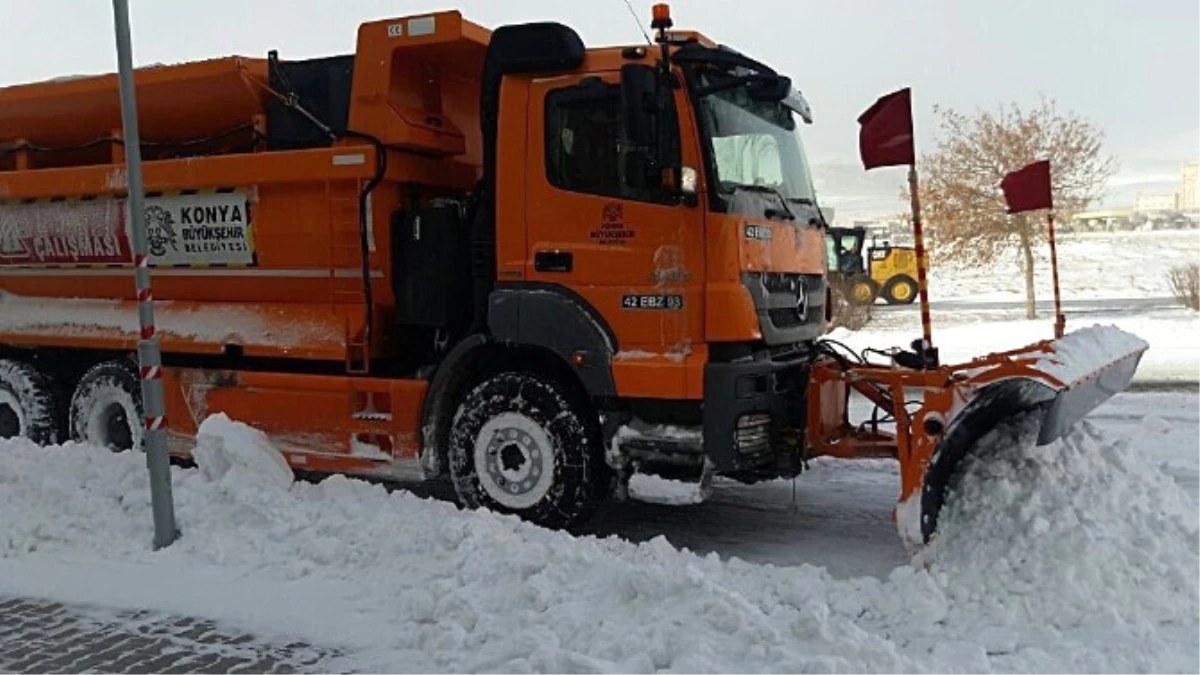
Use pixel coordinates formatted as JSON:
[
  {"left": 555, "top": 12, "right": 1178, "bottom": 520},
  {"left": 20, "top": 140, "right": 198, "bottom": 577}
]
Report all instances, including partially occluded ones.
[
  {"left": 1135, "top": 192, "right": 1178, "bottom": 213},
  {"left": 1181, "top": 161, "right": 1198, "bottom": 212}
]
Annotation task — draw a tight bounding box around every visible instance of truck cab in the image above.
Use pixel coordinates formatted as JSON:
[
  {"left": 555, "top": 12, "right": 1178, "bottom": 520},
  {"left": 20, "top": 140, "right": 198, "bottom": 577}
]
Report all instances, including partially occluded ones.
[{"left": 434, "top": 12, "right": 828, "bottom": 511}]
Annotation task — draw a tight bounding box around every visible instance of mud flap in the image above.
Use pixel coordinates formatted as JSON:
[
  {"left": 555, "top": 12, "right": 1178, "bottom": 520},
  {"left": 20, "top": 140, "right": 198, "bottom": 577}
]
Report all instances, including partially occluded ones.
[{"left": 917, "top": 346, "right": 1145, "bottom": 544}]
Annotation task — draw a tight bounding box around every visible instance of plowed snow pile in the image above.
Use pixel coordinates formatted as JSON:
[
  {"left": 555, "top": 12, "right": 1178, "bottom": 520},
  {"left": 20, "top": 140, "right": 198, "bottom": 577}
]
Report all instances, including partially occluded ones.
[{"left": 0, "top": 414, "right": 1196, "bottom": 673}]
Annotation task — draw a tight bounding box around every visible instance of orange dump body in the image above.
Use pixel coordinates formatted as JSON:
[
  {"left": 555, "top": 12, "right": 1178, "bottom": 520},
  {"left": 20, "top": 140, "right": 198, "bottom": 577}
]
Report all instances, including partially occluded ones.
[
  {"left": 0, "top": 11, "right": 491, "bottom": 468},
  {"left": 0, "top": 12, "right": 489, "bottom": 363}
]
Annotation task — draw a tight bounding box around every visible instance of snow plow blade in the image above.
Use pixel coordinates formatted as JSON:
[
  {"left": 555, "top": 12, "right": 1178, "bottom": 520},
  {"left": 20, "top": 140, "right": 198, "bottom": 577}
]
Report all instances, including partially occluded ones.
[{"left": 911, "top": 325, "right": 1148, "bottom": 546}]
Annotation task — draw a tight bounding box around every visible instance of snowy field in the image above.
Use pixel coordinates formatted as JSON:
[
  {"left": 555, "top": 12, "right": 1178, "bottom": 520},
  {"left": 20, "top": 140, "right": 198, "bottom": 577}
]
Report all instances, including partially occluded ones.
[
  {"left": 832, "top": 305, "right": 1198, "bottom": 383},
  {"left": 923, "top": 229, "right": 1200, "bottom": 303},
  {"left": 1, "top": 391, "right": 1196, "bottom": 673}
]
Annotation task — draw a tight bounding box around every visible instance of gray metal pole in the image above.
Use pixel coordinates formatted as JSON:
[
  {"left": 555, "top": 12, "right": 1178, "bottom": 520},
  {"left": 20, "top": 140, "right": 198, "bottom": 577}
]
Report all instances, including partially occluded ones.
[{"left": 111, "top": 0, "right": 179, "bottom": 550}]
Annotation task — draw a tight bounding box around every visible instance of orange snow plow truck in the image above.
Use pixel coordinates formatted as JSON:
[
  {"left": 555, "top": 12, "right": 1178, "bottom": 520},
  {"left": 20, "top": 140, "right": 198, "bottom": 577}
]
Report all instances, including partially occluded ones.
[{"left": 0, "top": 6, "right": 1146, "bottom": 546}]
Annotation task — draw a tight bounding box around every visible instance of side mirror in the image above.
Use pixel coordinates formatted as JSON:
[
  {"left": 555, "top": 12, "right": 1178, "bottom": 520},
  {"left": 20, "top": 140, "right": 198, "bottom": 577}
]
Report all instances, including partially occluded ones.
[
  {"left": 621, "top": 63, "right": 687, "bottom": 200},
  {"left": 620, "top": 64, "right": 659, "bottom": 148}
]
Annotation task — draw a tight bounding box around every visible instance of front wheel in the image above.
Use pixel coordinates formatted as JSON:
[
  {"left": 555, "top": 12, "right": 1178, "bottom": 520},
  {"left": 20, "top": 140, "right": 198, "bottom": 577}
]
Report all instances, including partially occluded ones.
[
  {"left": 448, "top": 371, "right": 604, "bottom": 529},
  {"left": 847, "top": 276, "right": 880, "bottom": 306}
]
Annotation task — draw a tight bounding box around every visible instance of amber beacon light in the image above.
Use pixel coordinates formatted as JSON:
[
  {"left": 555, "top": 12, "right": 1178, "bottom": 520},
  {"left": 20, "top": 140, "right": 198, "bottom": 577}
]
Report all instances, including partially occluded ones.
[{"left": 651, "top": 3, "right": 673, "bottom": 30}]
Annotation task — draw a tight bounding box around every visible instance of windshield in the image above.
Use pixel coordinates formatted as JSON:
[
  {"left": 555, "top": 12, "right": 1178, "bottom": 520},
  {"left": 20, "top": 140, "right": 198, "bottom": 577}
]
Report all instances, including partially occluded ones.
[{"left": 694, "top": 70, "right": 816, "bottom": 205}]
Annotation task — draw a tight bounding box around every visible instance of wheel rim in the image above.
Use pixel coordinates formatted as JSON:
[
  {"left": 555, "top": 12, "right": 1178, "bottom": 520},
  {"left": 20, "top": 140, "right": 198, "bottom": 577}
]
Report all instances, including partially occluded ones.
[
  {"left": 853, "top": 283, "right": 873, "bottom": 302},
  {"left": 893, "top": 282, "right": 914, "bottom": 301},
  {"left": 0, "top": 389, "right": 23, "bottom": 439},
  {"left": 474, "top": 411, "right": 556, "bottom": 510}
]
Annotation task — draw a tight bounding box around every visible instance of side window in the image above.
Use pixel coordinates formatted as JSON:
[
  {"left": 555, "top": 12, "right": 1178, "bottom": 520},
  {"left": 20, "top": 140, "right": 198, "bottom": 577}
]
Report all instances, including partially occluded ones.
[
  {"left": 544, "top": 79, "right": 676, "bottom": 204},
  {"left": 824, "top": 235, "right": 838, "bottom": 269}
]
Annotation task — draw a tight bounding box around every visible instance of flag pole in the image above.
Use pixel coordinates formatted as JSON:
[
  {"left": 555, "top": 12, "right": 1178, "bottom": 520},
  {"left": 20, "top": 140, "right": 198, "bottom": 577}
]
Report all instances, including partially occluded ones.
[
  {"left": 1046, "top": 210, "right": 1065, "bottom": 338},
  {"left": 907, "top": 164, "right": 935, "bottom": 366}
]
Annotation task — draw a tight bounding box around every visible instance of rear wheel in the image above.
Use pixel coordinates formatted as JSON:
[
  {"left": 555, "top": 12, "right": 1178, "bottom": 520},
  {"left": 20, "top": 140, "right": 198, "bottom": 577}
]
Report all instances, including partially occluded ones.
[
  {"left": 883, "top": 275, "right": 919, "bottom": 305},
  {"left": 448, "top": 371, "right": 604, "bottom": 529},
  {"left": 0, "top": 359, "right": 60, "bottom": 445},
  {"left": 847, "top": 276, "right": 880, "bottom": 306},
  {"left": 69, "top": 360, "right": 143, "bottom": 452}
]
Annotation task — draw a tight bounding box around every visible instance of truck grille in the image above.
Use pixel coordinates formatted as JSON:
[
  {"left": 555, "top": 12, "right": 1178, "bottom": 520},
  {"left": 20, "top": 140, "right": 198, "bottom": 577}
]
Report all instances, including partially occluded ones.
[
  {"left": 768, "top": 307, "right": 805, "bottom": 329},
  {"left": 735, "top": 413, "right": 771, "bottom": 454},
  {"left": 741, "top": 272, "right": 826, "bottom": 342}
]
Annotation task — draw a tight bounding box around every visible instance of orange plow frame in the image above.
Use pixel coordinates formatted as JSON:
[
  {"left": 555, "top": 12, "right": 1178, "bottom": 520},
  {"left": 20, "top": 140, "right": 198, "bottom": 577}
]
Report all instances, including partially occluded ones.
[{"left": 803, "top": 330, "right": 1148, "bottom": 548}]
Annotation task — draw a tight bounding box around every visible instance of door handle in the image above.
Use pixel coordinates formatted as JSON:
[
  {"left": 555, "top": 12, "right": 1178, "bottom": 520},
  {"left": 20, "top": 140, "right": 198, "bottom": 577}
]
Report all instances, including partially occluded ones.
[{"left": 534, "top": 250, "right": 573, "bottom": 273}]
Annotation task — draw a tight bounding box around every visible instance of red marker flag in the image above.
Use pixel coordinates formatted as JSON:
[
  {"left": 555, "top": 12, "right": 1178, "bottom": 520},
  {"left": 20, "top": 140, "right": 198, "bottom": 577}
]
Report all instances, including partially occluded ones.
[
  {"left": 1001, "top": 160, "right": 1053, "bottom": 213},
  {"left": 858, "top": 88, "right": 915, "bottom": 170}
]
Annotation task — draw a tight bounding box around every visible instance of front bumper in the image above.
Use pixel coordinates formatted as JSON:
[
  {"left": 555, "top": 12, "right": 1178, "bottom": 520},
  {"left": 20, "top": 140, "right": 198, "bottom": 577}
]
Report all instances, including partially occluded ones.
[{"left": 703, "top": 349, "right": 809, "bottom": 480}]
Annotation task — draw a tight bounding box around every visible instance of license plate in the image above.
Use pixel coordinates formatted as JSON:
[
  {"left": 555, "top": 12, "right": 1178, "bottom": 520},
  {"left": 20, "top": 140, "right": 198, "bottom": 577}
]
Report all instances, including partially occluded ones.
[{"left": 621, "top": 294, "right": 684, "bottom": 310}]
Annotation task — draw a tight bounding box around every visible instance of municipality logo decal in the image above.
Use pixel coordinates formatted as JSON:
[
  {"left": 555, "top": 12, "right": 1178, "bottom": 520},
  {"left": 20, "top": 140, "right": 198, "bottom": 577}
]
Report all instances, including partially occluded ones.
[{"left": 145, "top": 205, "right": 179, "bottom": 257}]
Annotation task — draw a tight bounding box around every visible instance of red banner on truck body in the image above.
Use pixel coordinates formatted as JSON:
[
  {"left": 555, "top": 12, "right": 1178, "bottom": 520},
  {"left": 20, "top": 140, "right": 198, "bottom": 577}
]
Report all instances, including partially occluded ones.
[
  {"left": 0, "top": 200, "right": 132, "bottom": 265},
  {"left": 0, "top": 191, "right": 255, "bottom": 267}
]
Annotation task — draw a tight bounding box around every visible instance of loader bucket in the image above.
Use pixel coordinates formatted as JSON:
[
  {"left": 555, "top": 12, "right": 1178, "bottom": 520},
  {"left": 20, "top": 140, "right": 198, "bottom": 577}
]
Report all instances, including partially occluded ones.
[{"left": 914, "top": 325, "right": 1147, "bottom": 545}]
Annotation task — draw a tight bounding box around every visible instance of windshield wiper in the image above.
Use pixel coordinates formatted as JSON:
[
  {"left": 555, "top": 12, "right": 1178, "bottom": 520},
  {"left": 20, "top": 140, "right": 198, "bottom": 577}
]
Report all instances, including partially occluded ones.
[{"left": 726, "top": 183, "right": 795, "bottom": 221}]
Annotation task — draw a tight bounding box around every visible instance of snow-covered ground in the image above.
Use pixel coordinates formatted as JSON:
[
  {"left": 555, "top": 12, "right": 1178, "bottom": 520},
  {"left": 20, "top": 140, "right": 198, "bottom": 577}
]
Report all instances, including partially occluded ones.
[
  {"left": 831, "top": 308, "right": 1198, "bottom": 383},
  {"left": 1, "top": 392, "right": 1196, "bottom": 673},
  {"left": 837, "top": 228, "right": 1200, "bottom": 382},
  {"left": 923, "top": 229, "right": 1200, "bottom": 303}
]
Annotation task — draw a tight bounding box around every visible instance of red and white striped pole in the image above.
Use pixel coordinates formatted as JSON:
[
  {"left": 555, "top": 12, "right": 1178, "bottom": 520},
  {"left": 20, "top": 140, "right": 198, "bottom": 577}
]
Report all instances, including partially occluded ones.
[
  {"left": 113, "top": 0, "right": 178, "bottom": 549},
  {"left": 1046, "top": 211, "right": 1066, "bottom": 339}
]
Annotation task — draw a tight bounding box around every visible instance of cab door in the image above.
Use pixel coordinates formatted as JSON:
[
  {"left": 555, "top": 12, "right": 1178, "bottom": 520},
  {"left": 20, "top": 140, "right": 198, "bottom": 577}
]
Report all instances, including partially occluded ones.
[{"left": 522, "top": 70, "right": 705, "bottom": 398}]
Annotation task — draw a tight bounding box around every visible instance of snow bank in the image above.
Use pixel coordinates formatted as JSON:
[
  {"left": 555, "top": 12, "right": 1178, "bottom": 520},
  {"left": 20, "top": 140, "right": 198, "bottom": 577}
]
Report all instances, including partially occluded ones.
[
  {"left": 0, "top": 439, "right": 914, "bottom": 673},
  {"left": 0, "top": 414, "right": 1195, "bottom": 673},
  {"left": 911, "top": 415, "right": 1199, "bottom": 672},
  {"left": 194, "top": 413, "right": 293, "bottom": 488}
]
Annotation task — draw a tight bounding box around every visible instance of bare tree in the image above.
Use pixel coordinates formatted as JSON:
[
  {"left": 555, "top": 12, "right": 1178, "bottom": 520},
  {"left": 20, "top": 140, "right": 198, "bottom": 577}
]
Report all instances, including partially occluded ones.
[
  {"left": 1167, "top": 263, "right": 1199, "bottom": 311},
  {"left": 916, "top": 98, "right": 1116, "bottom": 318}
]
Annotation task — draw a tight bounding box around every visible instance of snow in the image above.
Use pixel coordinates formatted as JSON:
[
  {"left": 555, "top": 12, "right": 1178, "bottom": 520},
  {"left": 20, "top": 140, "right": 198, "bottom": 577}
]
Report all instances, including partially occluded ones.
[
  {"left": 1026, "top": 324, "right": 1148, "bottom": 385},
  {"left": 628, "top": 473, "right": 709, "bottom": 505},
  {"left": 193, "top": 413, "right": 293, "bottom": 489},
  {"left": 613, "top": 350, "right": 659, "bottom": 361},
  {"left": 925, "top": 229, "right": 1200, "bottom": 303},
  {"left": 908, "top": 414, "right": 1198, "bottom": 672},
  {"left": 894, "top": 491, "right": 924, "bottom": 554},
  {"left": 1, "top": 392, "right": 1196, "bottom": 673},
  {"left": 832, "top": 309, "right": 1197, "bottom": 382}
]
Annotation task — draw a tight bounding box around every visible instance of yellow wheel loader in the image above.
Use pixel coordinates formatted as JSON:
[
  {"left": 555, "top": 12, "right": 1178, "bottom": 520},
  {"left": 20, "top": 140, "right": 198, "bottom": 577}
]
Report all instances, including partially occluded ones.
[{"left": 826, "top": 226, "right": 919, "bottom": 306}]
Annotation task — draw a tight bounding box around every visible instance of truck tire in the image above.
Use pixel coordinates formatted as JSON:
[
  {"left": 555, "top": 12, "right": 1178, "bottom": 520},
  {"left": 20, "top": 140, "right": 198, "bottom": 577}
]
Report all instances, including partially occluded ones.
[
  {"left": 0, "top": 359, "right": 60, "bottom": 445},
  {"left": 883, "top": 275, "right": 919, "bottom": 305},
  {"left": 69, "top": 360, "right": 143, "bottom": 452},
  {"left": 448, "top": 371, "right": 603, "bottom": 529}
]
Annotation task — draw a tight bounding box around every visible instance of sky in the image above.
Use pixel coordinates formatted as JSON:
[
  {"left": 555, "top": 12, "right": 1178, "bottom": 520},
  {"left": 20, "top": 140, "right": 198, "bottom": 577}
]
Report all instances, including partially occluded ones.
[{"left": 2, "top": 0, "right": 1197, "bottom": 220}]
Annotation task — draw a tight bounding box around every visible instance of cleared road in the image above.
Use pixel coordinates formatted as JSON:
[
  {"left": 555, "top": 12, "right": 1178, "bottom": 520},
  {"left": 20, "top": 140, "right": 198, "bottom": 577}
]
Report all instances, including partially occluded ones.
[{"left": 875, "top": 296, "right": 1178, "bottom": 314}]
